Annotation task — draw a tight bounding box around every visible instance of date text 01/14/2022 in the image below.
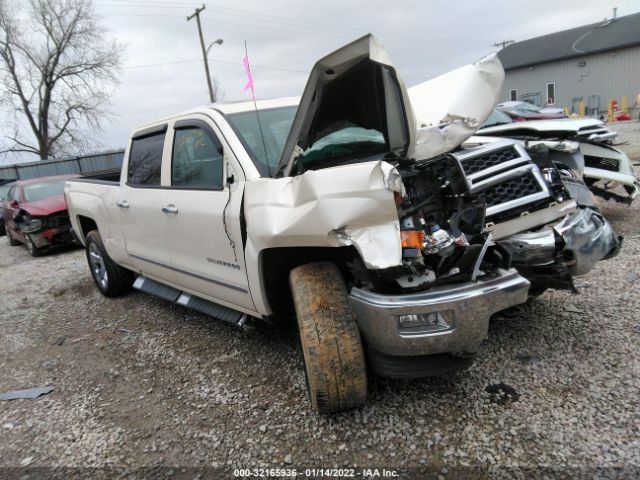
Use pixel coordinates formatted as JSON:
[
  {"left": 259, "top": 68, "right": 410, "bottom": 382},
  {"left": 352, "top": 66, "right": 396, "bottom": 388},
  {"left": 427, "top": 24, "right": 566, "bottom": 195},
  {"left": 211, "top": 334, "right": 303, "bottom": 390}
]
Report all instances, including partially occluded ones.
[{"left": 233, "top": 468, "right": 400, "bottom": 477}]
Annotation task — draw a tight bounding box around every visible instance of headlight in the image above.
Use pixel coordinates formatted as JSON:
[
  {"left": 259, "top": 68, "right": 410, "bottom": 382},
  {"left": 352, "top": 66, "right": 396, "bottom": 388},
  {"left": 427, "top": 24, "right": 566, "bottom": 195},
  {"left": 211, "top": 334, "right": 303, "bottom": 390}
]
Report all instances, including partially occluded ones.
[{"left": 22, "top": 218, "right": 43, "bottom": 233}]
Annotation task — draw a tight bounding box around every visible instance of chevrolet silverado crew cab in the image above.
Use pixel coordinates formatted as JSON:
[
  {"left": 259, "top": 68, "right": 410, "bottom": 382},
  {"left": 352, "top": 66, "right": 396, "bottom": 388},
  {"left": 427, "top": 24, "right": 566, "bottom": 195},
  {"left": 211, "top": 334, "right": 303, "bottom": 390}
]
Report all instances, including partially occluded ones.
[{"left": 65, "top": 35, "right": 619, "bottom": 413}]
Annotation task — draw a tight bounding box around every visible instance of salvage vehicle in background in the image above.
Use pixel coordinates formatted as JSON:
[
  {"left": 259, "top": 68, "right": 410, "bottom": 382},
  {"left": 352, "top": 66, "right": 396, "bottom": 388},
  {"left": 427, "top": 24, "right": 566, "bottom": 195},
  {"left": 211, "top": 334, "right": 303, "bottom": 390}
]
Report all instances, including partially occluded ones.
[
  {"left": 0, "top": 181, "right": 14, "bottom": 236},
  {"left": 497, "top": 101, "right": 567, "bottom": 121},
  {"left": 65, "top": 35, "right": 619, "bottom": 413},
  {"left": 2, "top": 174, "right": 79, "bottom": 256},
  {"left": 477, "top": 110, "right": 639, "bottom": 204}
]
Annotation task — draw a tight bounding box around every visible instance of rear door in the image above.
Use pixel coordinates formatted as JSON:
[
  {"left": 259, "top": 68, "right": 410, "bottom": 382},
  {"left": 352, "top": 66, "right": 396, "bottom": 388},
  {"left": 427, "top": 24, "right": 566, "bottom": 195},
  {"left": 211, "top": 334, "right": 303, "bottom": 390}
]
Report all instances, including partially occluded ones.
[
  {"left": 161, "top": 115, "right": 255, "bottom": 312},
  {"left": 118, "top": 125, "right": 176, "bottom": 284}
]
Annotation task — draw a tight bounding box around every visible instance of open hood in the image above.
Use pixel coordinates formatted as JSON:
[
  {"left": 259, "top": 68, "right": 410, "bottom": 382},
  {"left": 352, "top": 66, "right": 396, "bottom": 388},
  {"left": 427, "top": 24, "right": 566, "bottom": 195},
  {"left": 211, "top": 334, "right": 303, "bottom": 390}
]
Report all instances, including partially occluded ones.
[
  {"left": 276, "top": 34, "right": 416, "bottom": 177},
  {"left": 408, "top": 53, "right": 505, "bottom": 160}
]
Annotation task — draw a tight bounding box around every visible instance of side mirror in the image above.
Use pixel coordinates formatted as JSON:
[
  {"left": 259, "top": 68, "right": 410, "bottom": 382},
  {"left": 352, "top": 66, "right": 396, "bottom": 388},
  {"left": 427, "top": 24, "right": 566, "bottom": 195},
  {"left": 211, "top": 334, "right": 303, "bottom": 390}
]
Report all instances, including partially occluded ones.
[
  {"left": 226, "top": 174, "right": 235, "bottom": 185},
  {"left": 9, "top": 200, "right": 18, "bottom": 209}
]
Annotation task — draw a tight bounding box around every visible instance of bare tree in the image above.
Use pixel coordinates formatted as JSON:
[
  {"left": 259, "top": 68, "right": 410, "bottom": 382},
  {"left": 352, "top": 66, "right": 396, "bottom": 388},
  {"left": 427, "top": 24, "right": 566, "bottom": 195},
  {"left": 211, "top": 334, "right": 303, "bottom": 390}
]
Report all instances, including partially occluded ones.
[{"left": 0, "top": 0, "right": 122, "bottom": 160}]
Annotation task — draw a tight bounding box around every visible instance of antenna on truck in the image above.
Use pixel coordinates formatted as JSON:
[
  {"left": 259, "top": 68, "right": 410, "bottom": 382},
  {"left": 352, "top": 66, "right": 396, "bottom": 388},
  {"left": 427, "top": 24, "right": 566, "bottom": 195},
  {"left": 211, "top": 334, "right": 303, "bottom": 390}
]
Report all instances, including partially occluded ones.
[{"left": 243, "top": 41, "right": 272, "bottom": 176}]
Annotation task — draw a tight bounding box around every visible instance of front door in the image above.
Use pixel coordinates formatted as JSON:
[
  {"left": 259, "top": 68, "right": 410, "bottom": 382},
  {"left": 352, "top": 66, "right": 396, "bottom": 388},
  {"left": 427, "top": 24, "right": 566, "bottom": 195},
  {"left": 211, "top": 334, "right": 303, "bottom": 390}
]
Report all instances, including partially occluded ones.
[{"left": 162, "top": 116, "right": 255, "bottom": 312}]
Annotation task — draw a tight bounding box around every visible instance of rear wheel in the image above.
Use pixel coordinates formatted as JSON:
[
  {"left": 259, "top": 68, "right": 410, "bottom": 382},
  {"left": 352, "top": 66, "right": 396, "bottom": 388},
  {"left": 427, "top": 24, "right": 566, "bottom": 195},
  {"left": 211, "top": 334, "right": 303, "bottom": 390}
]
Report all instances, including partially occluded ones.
[
  {"left": 25, "top": 234, "right": 44, "bottom": 257},
  {"left": 85, "top": 230, "right": 134, "bottom": 297},
  {"left": 7, "top": 228, "right": 21, "bottom": 246},
  {"left": 289, "top": 262, "right": 367, "bottom": 413}
]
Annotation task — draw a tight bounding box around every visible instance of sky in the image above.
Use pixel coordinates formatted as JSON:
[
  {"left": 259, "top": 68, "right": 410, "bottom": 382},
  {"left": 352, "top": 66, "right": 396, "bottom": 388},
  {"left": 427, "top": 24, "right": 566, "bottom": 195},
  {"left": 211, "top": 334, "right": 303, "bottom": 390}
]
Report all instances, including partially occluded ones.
[{"left": 3, "top": 0, "right": 640, "bottom": 161}]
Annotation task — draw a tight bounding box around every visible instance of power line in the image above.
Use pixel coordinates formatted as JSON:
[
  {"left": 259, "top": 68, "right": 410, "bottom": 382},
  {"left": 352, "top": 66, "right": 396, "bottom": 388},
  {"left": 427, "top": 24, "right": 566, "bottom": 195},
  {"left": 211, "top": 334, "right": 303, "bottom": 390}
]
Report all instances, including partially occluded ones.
[
  {"left": 94, "top": 0, "right": 465, "bottom": 45},
  {"left": 95, "top": 1, "right": 200, "bottom": 9},
  {"left": 199, "top": 17, "right": 456, "bottom": 46},
  {"left": 203, "top": 3, "right": 451, "bottom": 43},
  {"left": 96, "top": 12, "right": 185, "bottom": 17},
  {"left": 122, "top": 58, "right": 200, "bottom": 69},
  {"left": 95, "top": 0, "right": 200, "bottom": 5},
  {"left": 122, "top": 57, "right": 309, "bottom": 74},
  {"left": 98, "top": 1, "right": 444, "bottom": 42},
  {"left": 121, "top": 56, "right": 429, "bottom": 81}
]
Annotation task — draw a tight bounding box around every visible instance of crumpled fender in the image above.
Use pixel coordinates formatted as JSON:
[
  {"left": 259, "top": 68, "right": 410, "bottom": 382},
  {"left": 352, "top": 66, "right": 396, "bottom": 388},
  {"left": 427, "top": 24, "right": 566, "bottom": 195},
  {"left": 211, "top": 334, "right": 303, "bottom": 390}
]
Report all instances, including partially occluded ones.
[{"left": 243, "top": 160, "right": 403, "bottom": 269}]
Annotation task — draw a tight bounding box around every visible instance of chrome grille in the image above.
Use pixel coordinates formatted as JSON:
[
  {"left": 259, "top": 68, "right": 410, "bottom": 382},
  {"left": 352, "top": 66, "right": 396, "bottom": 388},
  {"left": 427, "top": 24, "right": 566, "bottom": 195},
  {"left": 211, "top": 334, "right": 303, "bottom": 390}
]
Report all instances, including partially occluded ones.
[
  {"left": 584, "top": 155, "right": 619, "bottom": 172},
  {"left": 459, "top": 146, "right": 519, "bottom": 176},
  {"left": 453, "top": 139, "right": 551, "bottom": 219},
  {"left": 483, "top": 173, "right": 543, "bottom": 207}
]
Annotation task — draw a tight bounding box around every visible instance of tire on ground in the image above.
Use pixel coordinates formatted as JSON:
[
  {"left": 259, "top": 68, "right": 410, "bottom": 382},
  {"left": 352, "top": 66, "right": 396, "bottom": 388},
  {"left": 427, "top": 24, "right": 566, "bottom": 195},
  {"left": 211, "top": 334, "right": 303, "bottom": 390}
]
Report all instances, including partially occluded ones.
[
  {"left": 7, "top": 228, "right": 20, "bottom": 246},
  {"left": 289, "top": 261, "right": 367, "bottom": 413},
  {"left": 85, "top": 230, "right": 134, "bottom": 297},
  {"left": 25, "top": 234, "right": 44, "bottom": 257}
]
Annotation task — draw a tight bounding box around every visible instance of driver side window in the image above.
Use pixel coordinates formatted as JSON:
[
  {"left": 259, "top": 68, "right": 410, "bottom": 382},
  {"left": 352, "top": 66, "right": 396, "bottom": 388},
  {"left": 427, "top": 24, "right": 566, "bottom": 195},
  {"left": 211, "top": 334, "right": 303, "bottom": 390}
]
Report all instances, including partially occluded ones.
[{"left": 171, "top": 126, "right": 224, "bottom": 189}]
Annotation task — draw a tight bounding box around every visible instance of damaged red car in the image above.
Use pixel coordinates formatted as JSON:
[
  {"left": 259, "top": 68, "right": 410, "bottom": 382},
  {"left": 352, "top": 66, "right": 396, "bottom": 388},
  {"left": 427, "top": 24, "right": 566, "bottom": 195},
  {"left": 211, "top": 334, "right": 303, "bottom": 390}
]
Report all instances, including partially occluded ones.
[{"left": 2, "top": 174, "right": 79, "bottom": 256}]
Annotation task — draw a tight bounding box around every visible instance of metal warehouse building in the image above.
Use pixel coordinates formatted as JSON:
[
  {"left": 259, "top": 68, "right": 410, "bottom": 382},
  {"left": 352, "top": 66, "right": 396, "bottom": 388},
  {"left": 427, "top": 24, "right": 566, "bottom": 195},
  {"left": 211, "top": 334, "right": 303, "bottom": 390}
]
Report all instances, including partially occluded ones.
[{"left": 498, "top": 10, "right": 640, "bottom": 115}]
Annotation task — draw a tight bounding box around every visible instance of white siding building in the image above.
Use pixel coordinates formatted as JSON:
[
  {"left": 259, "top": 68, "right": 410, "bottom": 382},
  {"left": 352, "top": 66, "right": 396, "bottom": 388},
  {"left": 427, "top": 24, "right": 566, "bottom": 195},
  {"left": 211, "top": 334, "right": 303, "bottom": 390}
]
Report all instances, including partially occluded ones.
[{"left": 498, "top": 11, "right": 640, "bottom": 115}]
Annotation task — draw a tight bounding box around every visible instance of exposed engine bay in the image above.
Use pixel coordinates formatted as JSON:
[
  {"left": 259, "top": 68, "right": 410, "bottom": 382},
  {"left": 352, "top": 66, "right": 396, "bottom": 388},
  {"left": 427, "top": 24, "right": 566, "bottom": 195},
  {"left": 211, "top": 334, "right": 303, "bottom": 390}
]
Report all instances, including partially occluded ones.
[
  {"left": 349, "top": 139, "right": 620, "bottom": 296},
  {"left": 349, "top": 153, "right": 500, "bottom": 294}
]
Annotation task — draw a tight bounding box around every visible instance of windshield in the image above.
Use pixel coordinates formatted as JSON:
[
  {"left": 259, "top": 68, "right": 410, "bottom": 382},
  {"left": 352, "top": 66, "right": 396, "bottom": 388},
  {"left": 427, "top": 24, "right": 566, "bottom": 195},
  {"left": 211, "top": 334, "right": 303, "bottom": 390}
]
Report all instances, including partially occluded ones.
[
  {"left": 225, "top": 106, "right": 297, "bottom": 177},
  {"left": 23, "top": 180, "right": 66, "bottom": 202},
  {"left": 481, "top": 109, "right": 513, "bottom": 128}
]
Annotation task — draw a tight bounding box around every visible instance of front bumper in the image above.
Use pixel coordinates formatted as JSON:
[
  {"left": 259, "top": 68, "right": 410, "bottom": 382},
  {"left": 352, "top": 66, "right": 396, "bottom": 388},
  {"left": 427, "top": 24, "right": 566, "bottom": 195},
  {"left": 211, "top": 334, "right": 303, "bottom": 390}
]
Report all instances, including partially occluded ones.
[
  {"left": 348, "top": 268, "right": 530, "bottom": 357},
  {"left": 499, "top": 207, "right": 620, "bottom": 276},
  {"left": 584, "top": 168, "right": 640, "bottom": 203},
  {"left": 30, "top": 224, "right": 75, "bottom": 249}
]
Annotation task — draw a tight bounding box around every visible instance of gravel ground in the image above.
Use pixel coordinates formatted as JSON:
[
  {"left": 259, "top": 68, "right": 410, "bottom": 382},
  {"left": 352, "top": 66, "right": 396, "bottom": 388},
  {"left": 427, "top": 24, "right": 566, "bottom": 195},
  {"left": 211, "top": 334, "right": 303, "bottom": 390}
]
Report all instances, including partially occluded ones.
[
  {"left": 1, "top": 175, "right": 639, "bottom": 479},
  {"left": 609, "top": 119, "right": 640, "bottom": 160}
]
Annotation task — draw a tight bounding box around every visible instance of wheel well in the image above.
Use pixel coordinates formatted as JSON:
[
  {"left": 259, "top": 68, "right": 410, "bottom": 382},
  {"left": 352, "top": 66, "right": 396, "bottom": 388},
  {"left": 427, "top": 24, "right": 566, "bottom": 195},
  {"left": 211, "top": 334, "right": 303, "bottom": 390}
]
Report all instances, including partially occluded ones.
[
  {"left": 77, "top": 215, "right": 98, "bottom": 240},
  {"left": 261, "top": 246, "right": 359, "bottom": 320}
]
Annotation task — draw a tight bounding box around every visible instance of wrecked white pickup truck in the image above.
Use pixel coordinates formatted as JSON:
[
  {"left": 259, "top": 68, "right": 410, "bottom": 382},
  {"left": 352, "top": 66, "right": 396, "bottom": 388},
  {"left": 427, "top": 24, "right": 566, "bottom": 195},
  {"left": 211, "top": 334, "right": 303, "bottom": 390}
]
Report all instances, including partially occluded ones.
[
  {"left": 65, "top": 35, "right": 619, "bottom": 413},
  {"left": 477, "top": 111, "right": 640, "bottom": 204}
]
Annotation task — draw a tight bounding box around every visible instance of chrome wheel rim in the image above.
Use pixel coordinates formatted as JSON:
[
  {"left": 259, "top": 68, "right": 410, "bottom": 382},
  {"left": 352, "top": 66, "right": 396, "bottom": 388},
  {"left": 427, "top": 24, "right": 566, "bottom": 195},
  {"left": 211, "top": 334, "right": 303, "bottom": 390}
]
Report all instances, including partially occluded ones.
[{"left": 88, "top": 243, "right": 108, "bottom": 289}]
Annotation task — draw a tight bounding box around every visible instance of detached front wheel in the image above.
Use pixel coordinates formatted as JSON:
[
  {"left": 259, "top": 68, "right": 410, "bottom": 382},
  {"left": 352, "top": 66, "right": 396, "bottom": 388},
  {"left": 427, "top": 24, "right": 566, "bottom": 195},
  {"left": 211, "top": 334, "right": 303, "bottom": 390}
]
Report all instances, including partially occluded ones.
[
  {"left": 85, "top": 230, "right": 134, "bottom": 297},
  {"left": 289, "top": 262, "right": 367, "bottom": 413}
]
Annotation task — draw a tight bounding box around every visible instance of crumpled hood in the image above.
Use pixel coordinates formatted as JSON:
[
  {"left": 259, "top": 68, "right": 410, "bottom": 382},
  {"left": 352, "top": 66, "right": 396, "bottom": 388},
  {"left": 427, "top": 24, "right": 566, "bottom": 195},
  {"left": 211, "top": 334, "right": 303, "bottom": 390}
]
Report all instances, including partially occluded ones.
[
  {"left": 276, "top": 34, "right": 416, "bottom": 177},
  {"left": 21, "top": 195, "right": 68, "bottom": 217},
  {"left": 478, "top": 118, "right": 605, "bottom": 135},
  {"left": 408, "top": 53, "right": 505, "bottom": 160}
]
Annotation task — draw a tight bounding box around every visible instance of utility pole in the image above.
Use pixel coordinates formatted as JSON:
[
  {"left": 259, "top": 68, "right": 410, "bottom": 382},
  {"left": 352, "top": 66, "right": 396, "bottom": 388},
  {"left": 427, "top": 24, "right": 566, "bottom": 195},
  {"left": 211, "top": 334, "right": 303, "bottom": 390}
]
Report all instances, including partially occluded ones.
[
  {"left": 493, "top": 40, "right": 515, "bottom": 49},
  {"left": 187, "top": 4, "right": 215, "bottom": 103}
]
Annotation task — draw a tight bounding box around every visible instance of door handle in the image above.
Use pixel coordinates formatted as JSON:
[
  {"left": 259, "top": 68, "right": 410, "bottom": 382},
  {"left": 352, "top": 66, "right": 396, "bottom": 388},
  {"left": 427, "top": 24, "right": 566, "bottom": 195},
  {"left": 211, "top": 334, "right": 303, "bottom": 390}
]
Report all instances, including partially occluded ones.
[
  {"left": 161, "top": 204, "right": 178, "bottom": 214},
  {"left": 117, "top": 200, "right": 129, "bottom": 209}
]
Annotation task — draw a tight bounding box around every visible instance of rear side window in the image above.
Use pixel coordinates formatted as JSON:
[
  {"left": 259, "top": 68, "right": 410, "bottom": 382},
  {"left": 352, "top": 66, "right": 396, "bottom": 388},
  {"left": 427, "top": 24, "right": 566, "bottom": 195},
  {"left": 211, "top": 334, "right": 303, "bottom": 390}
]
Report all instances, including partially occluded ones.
[
  {"left": 128, "top": 132, "right": 166, "bottom": 186},
  {"left": 172, "top": 127, "right": 223, "bottom": 189}
]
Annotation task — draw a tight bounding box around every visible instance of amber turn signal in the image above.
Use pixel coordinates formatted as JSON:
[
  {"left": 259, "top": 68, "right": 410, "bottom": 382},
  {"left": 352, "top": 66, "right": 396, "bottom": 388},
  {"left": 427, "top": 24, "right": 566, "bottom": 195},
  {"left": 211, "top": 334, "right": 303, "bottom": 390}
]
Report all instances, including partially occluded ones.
[{"left": 400, "top": 229, "right": 424, "bottom": 250}]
